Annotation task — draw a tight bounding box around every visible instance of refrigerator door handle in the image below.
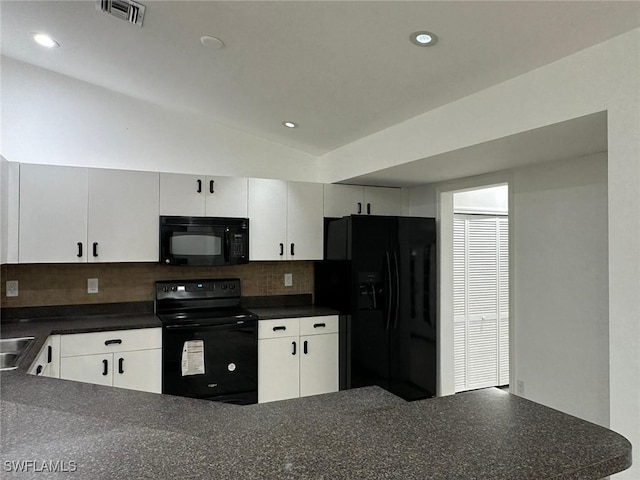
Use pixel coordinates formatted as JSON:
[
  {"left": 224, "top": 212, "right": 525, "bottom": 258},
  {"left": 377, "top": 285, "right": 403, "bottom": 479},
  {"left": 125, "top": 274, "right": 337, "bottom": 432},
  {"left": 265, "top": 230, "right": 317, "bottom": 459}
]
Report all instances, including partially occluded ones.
[
  {"left": 385, "top": 251, "right": 393, "bottom": 330},
  {"left": 393, "top": 251, "right": 400, "bottom": 329}
]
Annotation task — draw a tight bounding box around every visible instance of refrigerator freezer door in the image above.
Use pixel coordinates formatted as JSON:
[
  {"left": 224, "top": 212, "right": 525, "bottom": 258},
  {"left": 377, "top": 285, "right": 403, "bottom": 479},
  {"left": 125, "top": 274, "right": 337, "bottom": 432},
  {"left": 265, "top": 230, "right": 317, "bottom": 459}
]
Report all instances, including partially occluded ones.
[{"left": 349, "top": 216, "right": 394, "bottom": 390}]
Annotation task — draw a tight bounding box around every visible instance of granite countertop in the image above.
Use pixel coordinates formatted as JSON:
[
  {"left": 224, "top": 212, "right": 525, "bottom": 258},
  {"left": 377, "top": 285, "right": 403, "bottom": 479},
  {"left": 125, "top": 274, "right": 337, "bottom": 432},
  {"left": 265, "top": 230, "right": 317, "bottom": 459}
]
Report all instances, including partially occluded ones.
[
  {"left": 0, "top": 313, "right": 632, "bottom": 479},
  {"left": 248, "top": 304, "right": 339, "bottom": 320},
  {"left": 1, "top": 376, "right": 631, "bottom": 480}
]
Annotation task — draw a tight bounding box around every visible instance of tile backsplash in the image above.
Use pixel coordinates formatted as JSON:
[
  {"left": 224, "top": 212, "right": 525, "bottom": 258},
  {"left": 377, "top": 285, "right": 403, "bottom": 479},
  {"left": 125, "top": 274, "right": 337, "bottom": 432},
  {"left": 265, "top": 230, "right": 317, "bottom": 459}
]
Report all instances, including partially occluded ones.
[{"left": 0, "top": 261, "right": 314, "bottom": 308}]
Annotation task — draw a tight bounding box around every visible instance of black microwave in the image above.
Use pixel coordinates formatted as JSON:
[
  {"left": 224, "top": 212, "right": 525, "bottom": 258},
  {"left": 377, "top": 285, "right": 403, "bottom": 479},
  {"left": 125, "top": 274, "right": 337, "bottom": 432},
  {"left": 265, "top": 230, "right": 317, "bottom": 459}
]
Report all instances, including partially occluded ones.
[{"left": 160, "top": 216, "right": 249, "bottom": 266}]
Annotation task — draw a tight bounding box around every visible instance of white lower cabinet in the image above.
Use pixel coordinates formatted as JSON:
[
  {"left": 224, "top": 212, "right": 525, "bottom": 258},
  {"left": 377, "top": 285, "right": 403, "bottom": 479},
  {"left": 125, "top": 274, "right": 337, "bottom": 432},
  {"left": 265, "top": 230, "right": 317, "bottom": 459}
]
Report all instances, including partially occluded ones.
[
  {"left": 59, "top": 328, "right": 162, "bottom": 394},
  {"left": 258, "top": 316, "right": 338, "bottom": 403},
  {"left": 28, "top": 335, "right": 61, "bottom": 378}
]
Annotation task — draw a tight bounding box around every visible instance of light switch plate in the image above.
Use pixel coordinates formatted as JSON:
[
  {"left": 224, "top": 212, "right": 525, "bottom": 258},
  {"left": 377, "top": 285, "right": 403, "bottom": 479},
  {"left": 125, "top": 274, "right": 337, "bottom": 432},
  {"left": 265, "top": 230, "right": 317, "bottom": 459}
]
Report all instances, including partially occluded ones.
[
  {"left": 284, "top": 273, "right": 293, "bottom": 287},
  {"left": 87, "top": 278, "right": 99, "bottom": 294},
  {"left": 6, "top": 280, "right": 19, "bottom": 297}
]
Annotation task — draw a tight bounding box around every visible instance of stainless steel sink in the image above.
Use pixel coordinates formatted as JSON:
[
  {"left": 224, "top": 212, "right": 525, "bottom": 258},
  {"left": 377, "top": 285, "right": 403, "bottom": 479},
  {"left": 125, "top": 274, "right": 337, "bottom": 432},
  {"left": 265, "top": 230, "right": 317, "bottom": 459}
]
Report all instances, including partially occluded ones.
[{"left": 0, "top": 337, "right": 34, "bottom": 371}]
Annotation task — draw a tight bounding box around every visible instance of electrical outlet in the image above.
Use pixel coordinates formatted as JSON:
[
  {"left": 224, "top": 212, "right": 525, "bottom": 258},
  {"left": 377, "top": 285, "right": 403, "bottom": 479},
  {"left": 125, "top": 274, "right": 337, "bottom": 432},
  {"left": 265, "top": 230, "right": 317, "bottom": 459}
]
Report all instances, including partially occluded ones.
[
  {"left": 87, "top": 278, "right": 99, "bottom": 294},
  {"left": 284, "top": 273, "right": 293, "bottom": 287},
  {"left": 6, "top": 280, "right": 19, "bottom": 297},
  {"left": 517, "top": 380, "right": 525, "bottom": 396}
]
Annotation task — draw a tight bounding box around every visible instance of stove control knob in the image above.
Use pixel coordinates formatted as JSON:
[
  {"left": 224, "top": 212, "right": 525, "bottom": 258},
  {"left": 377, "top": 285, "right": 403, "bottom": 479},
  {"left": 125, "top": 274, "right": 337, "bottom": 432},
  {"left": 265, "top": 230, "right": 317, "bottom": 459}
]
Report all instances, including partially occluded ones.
[
  {"left": 162, "top": 286, "right": 169, "bottom": 292},
  {"left": 171, "top": 286, "right": 178, "bottom": 292}
]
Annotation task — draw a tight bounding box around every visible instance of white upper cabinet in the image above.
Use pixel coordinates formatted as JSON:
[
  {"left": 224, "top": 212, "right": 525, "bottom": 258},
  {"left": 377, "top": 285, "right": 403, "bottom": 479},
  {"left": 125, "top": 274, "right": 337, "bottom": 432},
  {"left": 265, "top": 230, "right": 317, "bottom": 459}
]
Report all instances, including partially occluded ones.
[
  {"left": 18, "top": 164, "right": 159, "bottom": 263},
  {"left": 323, "top": 184, "right": 364, "bottom": 217},
  {"left": 248, "top": 179, "right": 323, "bottom": 261},
  {"left": 159, "top": 173, "right": 248, "bottom": 218},
  {"left": 248, "top": 178, "right": 287, "bottom": 261},
  {"left": 363, "top": 186, "right": 403, "bottom": 216},
  {"left": 88, "top": 169, "right": 159, "bottom": 263},
  {"left": 323, "top": 184, "right": 402, "bottom": 217},
  {"left": 286, "top": 181, "right": 323, "bottom": 260},
  {"left": 19, "top": 164, "right": 89, "bottom": 263}
]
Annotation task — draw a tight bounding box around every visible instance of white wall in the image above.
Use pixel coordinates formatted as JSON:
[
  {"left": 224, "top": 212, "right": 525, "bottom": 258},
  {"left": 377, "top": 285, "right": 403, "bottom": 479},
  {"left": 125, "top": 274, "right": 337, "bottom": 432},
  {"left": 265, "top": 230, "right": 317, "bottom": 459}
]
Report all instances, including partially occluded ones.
[
  {"left": 513, "top": 153, "right": 609, "bottom": 426},
  {"left": 330, "top": 29, "right": 639, "bottom": 477},
  {"left": 407, "top": 183, "right": 438, "bottom": 218},
  {"left": 0, "top": 156, "right": 8, "bottom": 264},
  {"left": 0, "top": 57, "right": 319, "bottom": 182}
]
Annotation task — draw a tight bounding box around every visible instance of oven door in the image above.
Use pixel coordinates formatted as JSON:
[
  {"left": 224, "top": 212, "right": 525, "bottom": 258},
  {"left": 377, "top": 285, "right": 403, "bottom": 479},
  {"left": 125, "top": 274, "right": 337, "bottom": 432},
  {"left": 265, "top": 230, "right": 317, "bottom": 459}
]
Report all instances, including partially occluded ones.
[{"left": 162, "top": 319, "right": 258, "bottom": 404}]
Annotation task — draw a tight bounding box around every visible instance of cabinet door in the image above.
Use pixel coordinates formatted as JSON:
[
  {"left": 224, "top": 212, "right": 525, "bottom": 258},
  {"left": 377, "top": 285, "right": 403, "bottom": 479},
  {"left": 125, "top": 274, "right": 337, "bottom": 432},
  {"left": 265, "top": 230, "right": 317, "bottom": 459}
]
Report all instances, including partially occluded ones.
[
  {"left": 248, "top": 178, "right": 287, "bottom": 261},
  {"left": 323, "top": 184, "right": 364, "bottom": 217},
  {"left": 19, "top": 164, "right": 88, "bottom": 263},
  {"left": 159, "top": 173, "right": 206, "bottom": 216},
  {"left": 286, "top": 182, "right": 323, "bottom": 260},
  {"left": 28, "top": 338, "right": 51, "bottom": 377},
  {"left": 88, "top": 169, "right": 159, "bottom": 262},
  {"left": 363, "top": 186, "right": 402, "bottom": 216},
  {"left": 113, "top": 349, "right": 162, "bottom": 393},
  {"left": 258, "top": 337, "right": 300, "bottom": 403},
  {"left": 60, "top": 353, "right": 113, "bottom": 387},
  {"left": 205, "top": 176, "right": 248, "bottom": 217},
  {"left": 299, "top": 333, "right": 339, "bottom": 398},
  {"left": 45, "top": 335, "right": 61, "bottom": 378}
]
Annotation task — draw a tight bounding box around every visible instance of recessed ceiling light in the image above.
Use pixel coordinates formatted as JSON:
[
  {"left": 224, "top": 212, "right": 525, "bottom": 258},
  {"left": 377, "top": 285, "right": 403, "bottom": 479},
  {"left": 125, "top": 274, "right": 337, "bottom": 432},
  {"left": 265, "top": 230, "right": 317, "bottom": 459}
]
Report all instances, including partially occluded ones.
[
  {"left": 410, "top": 31, "right": 438, "bottom": 47},
  {"left": 282, "top": 121, "right": 298, "bottom": 129},
  {"left": 200, "top": 35, "right": 225, "bottom": 50},
  {"left": 33, "top": 33, "right": 59, "bottom": 48}
]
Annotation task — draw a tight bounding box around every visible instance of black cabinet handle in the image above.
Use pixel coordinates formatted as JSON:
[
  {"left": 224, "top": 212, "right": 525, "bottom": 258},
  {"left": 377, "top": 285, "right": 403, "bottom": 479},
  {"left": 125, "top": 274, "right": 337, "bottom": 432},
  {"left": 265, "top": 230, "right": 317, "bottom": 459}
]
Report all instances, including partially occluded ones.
[
  {"left": 118, "top": 357, "right": 124, "bottom": 374},
  {"left": 102, "top": 359, "right": 108, "bottom": 376},
  {"left": 292, "top": 341, "right": 297, "bottom": 355},
  {"left": 210, "top": 180, "right": 215, "bottom": 193},
  {"left": 367, "top": 203, "right": 371, "bottom": 215},
  {"left": 77, "top": 242, "right": 83, "bottom": 258},
  {"left": 303, "top": 340, "right": 308, "bottom": 355},
  {"left": 197, "top": 179, "right": 202, "bottom": 193},
  {"left": 290, "top": 243, "right": 295, "bottom": 256},
  {"left": 105, "top": 339, "right": 122, "bottom": 346},
  {"left": 36, "top": 365, "right": 43, "bottom": 375},
  {"left": 279, "top": 243, "right": 284, "bottom": 256},
  {"left": 313, "top": 323, "right": 326, "bottom": 329},
  {"left": 273, "top": 326, "right": 286, "bottom": 332},
  {"left": 92, "top": 242, "right": 99, "bottom": 257},
  {"left": 357, "top": 202, "right": 362, "bottom": 214},
  {"left": 47, "top": 346, "right": 52, "bottom": 363}
]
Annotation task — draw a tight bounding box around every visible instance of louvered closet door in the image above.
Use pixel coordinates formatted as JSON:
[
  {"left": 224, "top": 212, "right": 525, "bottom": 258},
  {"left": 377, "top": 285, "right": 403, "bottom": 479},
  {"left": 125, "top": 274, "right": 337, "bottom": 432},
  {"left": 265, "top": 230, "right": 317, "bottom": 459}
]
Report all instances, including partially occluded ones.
[{"left": 453, "top": 214, "right": 509, "bottom": 393}]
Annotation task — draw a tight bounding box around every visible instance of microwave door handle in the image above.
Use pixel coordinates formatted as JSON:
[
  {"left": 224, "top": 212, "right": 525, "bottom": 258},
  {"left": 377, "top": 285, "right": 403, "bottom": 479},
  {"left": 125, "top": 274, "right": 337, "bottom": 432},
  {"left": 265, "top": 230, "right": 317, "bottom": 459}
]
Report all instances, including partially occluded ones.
[{"left": 224, "top": 228, "right": 231, "bottom": 262}]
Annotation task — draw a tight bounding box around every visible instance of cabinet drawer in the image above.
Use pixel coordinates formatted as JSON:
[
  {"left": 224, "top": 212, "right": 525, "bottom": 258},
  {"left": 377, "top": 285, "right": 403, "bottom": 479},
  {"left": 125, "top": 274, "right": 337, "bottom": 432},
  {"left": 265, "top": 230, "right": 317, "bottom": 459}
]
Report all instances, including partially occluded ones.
[
  {"left": 258, "top": 318, "right": 300, "bottom": 339},
  {"left": 60, "top": 328, "right": 162, "bottom": 357},
  {"left": 299, "top": 316, "right": 339, "bottom": 336}
]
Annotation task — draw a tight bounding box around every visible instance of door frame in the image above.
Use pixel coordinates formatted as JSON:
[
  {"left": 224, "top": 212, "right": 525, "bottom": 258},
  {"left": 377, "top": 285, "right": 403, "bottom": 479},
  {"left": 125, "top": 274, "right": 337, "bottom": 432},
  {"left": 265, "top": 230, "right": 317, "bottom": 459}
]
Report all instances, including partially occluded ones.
[{"left": 436, "top": 172, "right": 513, "bottom": 397}]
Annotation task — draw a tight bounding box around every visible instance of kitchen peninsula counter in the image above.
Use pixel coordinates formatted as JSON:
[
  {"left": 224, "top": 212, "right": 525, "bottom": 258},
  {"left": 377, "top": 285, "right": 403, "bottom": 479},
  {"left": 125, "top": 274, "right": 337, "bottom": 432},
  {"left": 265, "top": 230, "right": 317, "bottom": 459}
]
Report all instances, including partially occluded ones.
[
  {"left": 0, "top": 312, "right": 632, "bottom": 479},
  {"left": 1, "top": 369, "right": 632, "bottom": 479}
]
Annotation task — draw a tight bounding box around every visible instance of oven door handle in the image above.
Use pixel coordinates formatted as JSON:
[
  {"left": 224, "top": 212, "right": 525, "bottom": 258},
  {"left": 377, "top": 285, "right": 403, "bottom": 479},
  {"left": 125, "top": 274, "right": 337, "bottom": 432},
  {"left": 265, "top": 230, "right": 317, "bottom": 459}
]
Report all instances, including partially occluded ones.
[{"left": 163, "top": 320, "right": 252, "bottom": 330}]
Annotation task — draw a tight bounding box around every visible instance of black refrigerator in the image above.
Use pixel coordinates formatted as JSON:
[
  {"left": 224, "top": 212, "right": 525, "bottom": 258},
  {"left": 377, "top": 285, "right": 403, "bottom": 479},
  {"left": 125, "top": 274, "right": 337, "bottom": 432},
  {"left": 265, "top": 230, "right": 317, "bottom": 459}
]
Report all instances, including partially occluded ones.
[{"left": 315, "top": 215, "right": 437, "bottom": 401}]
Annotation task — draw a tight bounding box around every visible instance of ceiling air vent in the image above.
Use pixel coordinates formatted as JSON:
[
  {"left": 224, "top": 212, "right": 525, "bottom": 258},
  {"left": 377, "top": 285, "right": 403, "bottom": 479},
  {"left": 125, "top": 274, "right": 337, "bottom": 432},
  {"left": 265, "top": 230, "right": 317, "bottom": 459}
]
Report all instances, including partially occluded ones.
[{"left": 96, "top": 0, "right": 146, "bottom": 27}]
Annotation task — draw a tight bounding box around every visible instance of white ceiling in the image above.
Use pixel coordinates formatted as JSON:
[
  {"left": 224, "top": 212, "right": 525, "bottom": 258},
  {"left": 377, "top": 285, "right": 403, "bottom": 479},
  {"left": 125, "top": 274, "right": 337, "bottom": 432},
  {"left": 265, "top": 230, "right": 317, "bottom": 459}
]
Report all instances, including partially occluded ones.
[{"left": 2, "top": 0, "right": 639, "bottom": 161}]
